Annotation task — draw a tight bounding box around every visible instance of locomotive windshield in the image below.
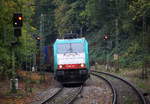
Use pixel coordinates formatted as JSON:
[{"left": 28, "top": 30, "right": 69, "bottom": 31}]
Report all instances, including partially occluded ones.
[{"left": 57, "top": 43, "right": 84, "bottom": 54}]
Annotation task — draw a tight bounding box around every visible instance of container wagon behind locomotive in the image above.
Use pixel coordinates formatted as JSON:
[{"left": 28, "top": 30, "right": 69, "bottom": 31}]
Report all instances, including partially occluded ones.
[
  {"left": 43, "top": 45, "right": 54, "bottom": 72},
  {"left": 36, "top": 45, "right": 54, "bottom": 72},
  {"left": 53, "top": 37, "right": 90, "bottom": 84}
]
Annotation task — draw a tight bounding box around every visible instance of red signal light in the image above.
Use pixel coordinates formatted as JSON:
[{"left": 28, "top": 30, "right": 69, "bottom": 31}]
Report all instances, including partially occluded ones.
[
  {"left": 18, "top": 16, "right": 22, "bottom": 20},
  {"left": 36, "top": 37, "right": 40, "bottom": 40},
  {"left": 13, "top": 13, "right": 23, "bottom": 27},
  {"left": 104, "top": 35, "right": 109, "bottom": 40}
]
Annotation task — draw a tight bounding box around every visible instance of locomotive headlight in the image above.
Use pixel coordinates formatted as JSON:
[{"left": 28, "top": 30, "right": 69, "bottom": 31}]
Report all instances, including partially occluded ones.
[
  {"left": 59, "top": 65, "right": 63, "bottom": 68},
  {"left": 80, "top": 64, "right": 85, "bottom": 67}
]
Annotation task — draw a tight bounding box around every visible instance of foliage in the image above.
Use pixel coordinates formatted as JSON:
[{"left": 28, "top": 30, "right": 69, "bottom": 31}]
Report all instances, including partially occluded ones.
[
  {"left": 0, "top": 0, "right": 150, "bottom": 79},
  {"left": 32, "top": 0, "right": 57, "bottom": 45},
  {"left": 54, "top": 0, "right": 88, "bottom": 36},
  {"left": 85, "top": 0, "right": 150, "bottom": 68},
  {"left": 0, "top": 0, "right": 36, "bottom": 79}
]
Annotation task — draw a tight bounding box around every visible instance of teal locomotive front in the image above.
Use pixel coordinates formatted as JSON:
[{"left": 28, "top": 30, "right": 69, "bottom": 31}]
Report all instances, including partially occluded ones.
[{"left": 53, "top": 38, "right": 90, "bottom": 84}]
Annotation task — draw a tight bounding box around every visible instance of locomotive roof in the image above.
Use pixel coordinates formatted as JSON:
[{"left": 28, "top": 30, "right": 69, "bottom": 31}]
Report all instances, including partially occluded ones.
[
  {"left": 57, "top": 37, "right": 85, "bottom": 40},
  {"left": 55, "top": 38, "right": 86, "bottom": 43}
]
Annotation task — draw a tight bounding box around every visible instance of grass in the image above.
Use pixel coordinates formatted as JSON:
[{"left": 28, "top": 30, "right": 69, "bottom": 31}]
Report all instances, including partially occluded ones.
[
  {"left": 115, "top": 69, "right": 150, "bottom": 92},
  {"left": 130, "top": 77, "right": 150, "bottom": 92},
  {"left": 124, "top": 96, "right": 135, "bottom": 104},
  {"left": 95, "top": 64, "right": 150, "bottom": 93},
  {"left": 0, "top": 71, "right": 53, "bottom": 104}
]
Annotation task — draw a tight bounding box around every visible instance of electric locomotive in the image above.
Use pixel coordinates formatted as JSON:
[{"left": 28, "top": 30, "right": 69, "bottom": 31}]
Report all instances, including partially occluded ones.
[{"left": 53, "top": 34, "right": 90, "bottom": 84}]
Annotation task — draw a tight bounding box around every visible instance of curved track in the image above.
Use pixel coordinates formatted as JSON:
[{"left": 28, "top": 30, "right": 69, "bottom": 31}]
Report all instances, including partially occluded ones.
[
  {"left": 91, "top": 73, "right": 117, "bottom": 104},
  {"left": 42, "top": 86, "right": 83, "bottom": 104},
  {"left": 92, "top": 71, "right": 147, "bottom": 104}
]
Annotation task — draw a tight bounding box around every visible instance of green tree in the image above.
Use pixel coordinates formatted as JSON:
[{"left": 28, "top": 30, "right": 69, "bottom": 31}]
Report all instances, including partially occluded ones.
[
  {"left": 0, "top": 0, "right": 36, "bottom": 79},
  {"left": 54, "top": 0, "right": 88, "bottom": 36}
]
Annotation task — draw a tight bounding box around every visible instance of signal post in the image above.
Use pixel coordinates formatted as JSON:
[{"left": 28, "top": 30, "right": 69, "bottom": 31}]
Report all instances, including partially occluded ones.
[{"left": 10, "top": 13, "right": 23, "bottom": 93}]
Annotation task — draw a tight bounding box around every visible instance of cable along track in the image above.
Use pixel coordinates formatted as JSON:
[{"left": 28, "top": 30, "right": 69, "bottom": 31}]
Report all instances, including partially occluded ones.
[
  {"left": 92, "top": 71, "right": 147, "bottom": 104},
  {"left": 42, "top": 86, "right": 82, "bottom": 104}
]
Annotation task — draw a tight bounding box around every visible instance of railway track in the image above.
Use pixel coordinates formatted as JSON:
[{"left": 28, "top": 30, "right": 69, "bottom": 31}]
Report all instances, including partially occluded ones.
[
  {"left": 41, "top": 86, "right": 83, "bottom": 104},
  {"left": 91, "top": 73, "right": 117, "bottom": 104},
  {"left": 92, "top": 71, "right": 147, "bottom": 104}
]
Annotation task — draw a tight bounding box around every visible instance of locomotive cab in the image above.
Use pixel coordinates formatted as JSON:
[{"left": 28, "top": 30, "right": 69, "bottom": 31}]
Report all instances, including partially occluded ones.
[{"left": 53, "top": 37, "right": 90, "bottom": 84}]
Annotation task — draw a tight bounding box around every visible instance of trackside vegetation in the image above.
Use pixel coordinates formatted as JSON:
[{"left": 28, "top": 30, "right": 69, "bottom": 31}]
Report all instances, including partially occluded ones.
[{"left": 0, "top": 0, "right": 149, "bottom": 80}]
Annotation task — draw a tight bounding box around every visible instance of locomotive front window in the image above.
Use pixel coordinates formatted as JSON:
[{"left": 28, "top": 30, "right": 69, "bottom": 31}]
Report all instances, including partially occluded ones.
[{"left": 57, "top": 43, "right": 84, "bottom": 54}]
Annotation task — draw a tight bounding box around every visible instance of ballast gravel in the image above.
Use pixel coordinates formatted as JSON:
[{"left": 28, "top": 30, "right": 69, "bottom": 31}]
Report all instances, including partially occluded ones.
[
  {"left": 31, "top": 75, "right": 113, "bottom": 104},
  {"left": 74, "top": 75, "right": 113, "bottom": 104}
]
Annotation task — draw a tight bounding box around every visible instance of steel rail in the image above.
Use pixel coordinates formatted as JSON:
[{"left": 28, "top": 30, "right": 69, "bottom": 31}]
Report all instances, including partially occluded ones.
[
  {"left": 92, "top": 71, "right": 147, "bottom": 104},
  {"left": 65, "top": 85, "right": 83, "bottom": 104},
  {"left": 42, "top": 86, "right": 82, "bottom": 104},
  {"left": 41, "top": 87, "right": 64, "bottom": 104},
  {"left": 91, "top": 73, "right": 117, "bottom": 104}
]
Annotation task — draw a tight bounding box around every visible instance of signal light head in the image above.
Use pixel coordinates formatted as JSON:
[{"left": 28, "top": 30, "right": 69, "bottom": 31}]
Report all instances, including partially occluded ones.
[
  {"left": 13, "top": 13, "right": 23, "bottom": 27},
  {"left": 18, "top": 16, "right": 22, "bottom": 20},
  {"left": 104, "top": 35, "right": 109, "bottom": 40},
  {"left": 36, "top": 37, "right": 40, "bottom": 40},
  {"left": 104, "top": 36, "right": 108, "bottom": 39}
]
